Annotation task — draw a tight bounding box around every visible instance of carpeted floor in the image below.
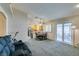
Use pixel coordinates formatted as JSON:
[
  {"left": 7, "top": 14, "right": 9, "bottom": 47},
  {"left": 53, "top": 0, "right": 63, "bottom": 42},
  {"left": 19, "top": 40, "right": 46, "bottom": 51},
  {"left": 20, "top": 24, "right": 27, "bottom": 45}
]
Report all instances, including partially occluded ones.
[{"left": 25, "top": 39, "right": 79, "bottom": 56}]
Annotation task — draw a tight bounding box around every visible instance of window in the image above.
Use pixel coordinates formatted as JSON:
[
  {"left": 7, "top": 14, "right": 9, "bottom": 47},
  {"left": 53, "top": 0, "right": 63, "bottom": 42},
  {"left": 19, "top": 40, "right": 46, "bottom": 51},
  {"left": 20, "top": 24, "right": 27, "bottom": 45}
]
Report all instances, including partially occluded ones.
[{"left": 43, "top": 24, "right": 52, "bottom": 32}]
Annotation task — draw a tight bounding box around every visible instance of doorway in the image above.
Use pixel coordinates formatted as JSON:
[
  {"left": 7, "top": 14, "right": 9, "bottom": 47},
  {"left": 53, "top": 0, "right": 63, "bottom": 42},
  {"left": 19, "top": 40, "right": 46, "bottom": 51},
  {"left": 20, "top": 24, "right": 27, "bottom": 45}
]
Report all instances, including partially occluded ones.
[
  {"left": 56, "top": 23, "right": 72, "bottom": 45},
  {"left": 0, "top": 12, "right": 6, "bottom": 36}
]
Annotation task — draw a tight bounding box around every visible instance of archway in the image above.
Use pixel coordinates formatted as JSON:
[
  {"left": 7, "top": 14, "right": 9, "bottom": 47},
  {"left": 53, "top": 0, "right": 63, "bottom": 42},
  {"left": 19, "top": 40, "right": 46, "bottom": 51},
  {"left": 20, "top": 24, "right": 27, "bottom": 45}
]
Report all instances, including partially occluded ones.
[{"left": 0, "top": 12, "right": 6, "bottom": 36}]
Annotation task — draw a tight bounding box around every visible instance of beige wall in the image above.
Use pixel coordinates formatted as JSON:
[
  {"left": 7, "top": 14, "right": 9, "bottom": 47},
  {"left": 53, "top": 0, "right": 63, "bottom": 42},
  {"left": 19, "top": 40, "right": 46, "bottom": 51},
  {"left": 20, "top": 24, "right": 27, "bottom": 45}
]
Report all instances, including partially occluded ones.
[
  {"left": 46, "top": 20, "right": 56, "bottom": 40},
  {"left": 74, "top": 29, "right": 79, "bottom": 46},
  {"left": 68, "top": 16, "right": 79, "bottom": 46}
]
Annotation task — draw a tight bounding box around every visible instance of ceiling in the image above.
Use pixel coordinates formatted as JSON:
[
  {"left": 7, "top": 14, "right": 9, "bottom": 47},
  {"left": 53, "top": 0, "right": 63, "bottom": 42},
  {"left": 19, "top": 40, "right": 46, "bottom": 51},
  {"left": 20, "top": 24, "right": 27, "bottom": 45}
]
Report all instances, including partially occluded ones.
[{"left": 11, "top": 3, "right": 79, "bottom": 20}]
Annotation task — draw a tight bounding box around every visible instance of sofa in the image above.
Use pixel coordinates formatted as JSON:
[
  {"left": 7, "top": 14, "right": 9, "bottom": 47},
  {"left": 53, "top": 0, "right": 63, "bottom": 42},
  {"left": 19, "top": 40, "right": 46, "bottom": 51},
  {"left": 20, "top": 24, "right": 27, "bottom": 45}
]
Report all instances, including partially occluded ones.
[{"left": 0, "top": 35, "right": 32, "bottom": 56}]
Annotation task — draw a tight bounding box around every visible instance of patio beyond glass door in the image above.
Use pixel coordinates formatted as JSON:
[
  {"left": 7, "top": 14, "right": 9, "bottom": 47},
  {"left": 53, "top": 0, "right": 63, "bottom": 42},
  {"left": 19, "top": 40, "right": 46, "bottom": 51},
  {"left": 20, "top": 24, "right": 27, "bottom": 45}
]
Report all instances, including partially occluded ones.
[
  {"left": 64, "top": 23, "right": 72, "bottom": 44},
  {"left": 57, "top": 24, "right": 63, "bottom": 42},
  {"left": 56, "top": 23, "right": 72, "bottom": 45}
]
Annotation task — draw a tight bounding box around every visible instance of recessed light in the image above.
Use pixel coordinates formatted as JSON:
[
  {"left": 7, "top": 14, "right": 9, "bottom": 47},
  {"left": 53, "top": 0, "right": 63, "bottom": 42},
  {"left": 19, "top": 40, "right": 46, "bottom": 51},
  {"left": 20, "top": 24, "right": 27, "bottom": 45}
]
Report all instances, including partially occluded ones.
[{"left": 75, "top": 4, "right": 79, "bottom": 8}]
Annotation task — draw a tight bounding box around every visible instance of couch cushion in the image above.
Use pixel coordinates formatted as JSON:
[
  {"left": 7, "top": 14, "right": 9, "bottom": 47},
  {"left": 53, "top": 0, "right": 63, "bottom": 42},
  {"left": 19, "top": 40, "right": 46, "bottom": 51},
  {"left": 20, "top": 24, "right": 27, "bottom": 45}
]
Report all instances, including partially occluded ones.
[
  {"left": 0, "top": 46, "right": 10, "bottom": 56},
  {"left": 4, "top": 35, "right": 12, "bottom": 43},
  {"left": 4, "top": 35, "right": 15, "bottom": 55},
  {"left": 0, "top": 35, "right": 15, "bottom": 56},
  {"left": 0, "top": 49, "right": 8, "bottom": 56},
  {"left": 8, "top": 42, "right": 15, "bottom": 54},
  {"left": 0, "top": 44, "right": 4, "bottom": 53},
  {"left": 0, "top": 37, "right": 10, "bottom": 56},
  {"left": 4, "top": 46, "right": 10, "bottom": 55},
  {"left": 0, "top": 38, "right": 6, "bottom": 46}
]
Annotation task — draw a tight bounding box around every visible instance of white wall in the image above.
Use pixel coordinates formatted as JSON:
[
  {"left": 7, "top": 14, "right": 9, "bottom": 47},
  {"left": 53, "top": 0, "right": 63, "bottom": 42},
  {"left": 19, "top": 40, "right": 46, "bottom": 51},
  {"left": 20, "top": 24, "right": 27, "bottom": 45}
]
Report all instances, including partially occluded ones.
[
  {"left": 8, "top": 8, "right": 32, "bottom": 42},
  {"left": 69, "top": 16, "right": 79, "bottom": 46}
]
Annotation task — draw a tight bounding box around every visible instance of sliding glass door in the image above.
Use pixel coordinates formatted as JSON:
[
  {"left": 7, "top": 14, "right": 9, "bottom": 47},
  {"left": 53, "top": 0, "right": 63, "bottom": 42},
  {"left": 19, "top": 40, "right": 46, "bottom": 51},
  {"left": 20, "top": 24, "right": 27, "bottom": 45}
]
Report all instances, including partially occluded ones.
[
  {"left": 64, "top": 23, "right": 72, "bottom": 44},
  {"left": 56, "top": 23, "right": 72, "bottom": 45},
  {"left": 57, "top": 24, "right": 63, "bottom": 42}
]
